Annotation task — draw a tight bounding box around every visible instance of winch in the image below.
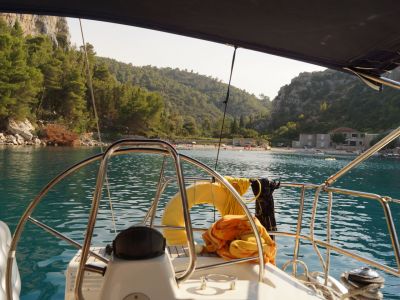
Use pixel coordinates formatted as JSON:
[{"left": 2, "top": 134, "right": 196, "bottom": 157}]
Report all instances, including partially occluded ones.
[{"left": 341, "top": 267, "right": 385, "bottom": 300}]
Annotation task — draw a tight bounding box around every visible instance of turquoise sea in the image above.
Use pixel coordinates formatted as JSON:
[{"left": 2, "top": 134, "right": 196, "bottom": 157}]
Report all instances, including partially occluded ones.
[{"left": 0, "top": 146, "right": 399, "bottom": 299}]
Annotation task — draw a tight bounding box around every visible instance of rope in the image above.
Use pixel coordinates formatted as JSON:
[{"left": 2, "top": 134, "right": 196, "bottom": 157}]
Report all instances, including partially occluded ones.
[
  {"left": 301, "top": 272, "right": 384, "bottom": 300},
  {"left": 220, "top": 176, "right": 249, "bottom": 215},
  {"left": 325, "top": 191, "right": 333, "bottom": 285},
  {"left": 283, "top": 259, "right": 340, "bottom": 299},
  {"left": 214, "top": 46, "right": 238, "bottom": 171},
  {"left": 210, "top": 179, "right": 216, "bottom": 222},
  {"left": 309, "top": 185, "right": 327, "bottom": 271},
  {"left": 284, "top": 259, "right": 385, "bottom": 300},
  {"left": 301, "top": 273, "right": 341, "bottom": 300},
  {"left": 340, "top": 282, "right": 382, "bottom": 300},
  {"left": 79, "top": 19, "right": 117, "bottom": 234}
]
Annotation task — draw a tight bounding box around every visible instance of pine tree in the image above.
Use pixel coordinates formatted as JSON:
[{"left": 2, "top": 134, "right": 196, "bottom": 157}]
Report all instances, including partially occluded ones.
[
  {"left": 239, "top": 115, "right": 245, "bottom": 128},
  {"left": 26, "top": 35, "right": 63, "bottom": 117},
  {"left": 231, "top": 117, "right": 239, "bottom": 134},
  {"left": 56, "top": 49, "right": 89, "bottom": 132},
  {"left": 0, "top": 20, "right": 42, "bottom": 122}
]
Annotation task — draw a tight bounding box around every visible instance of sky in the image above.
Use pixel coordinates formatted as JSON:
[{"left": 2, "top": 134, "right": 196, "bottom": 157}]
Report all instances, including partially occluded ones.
[{"left": 67, "top": 18, "right": 325, "bottom": 99}]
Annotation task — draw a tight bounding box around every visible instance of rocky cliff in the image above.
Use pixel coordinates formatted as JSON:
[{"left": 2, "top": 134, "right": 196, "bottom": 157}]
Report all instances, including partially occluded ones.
[{"left": 0, "top": 13, "right": 69, "bottom": 45}]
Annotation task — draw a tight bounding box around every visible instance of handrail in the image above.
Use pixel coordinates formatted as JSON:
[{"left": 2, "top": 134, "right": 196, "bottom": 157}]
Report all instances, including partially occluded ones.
[
  {"left": 276, "top": 184, "right": 400, "bottom": 279},
  {"left": 6, "top": 142, "right": 265, "bottom": 299},
  {"left": 344, "top": 68, "right": 400, "bottom": 91},
  {"left": 27, "top": 217, "right": 108, "bottom": 263},
  {"left": 142, "top": 152, "right": 266, "bottom": 281},
  {"left": 271, "top": 231, "right": 400, "bottom": 277},
  {"left": 158, "top": 183, "right": 399, "bottom": 278},
  {"left": 157, "top": 185, "right": 400, "bottom": 278},
  {"left": 73, "top": 139, "right": 197, "bottom": 299},
  {"left": 5, "top": 143, "right": 400, "bottom": 300},
  {"left": 325, "top": 126, "right": 400, "bottom": 186}
]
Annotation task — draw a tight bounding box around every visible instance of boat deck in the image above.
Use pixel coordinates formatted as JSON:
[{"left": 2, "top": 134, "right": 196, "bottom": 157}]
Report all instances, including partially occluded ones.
[
  {"left": 65, "top": 247, "right": 324, "bottom": 300},
  {"left": 167, "top": 245, "right": 217, "bottom": 258}
]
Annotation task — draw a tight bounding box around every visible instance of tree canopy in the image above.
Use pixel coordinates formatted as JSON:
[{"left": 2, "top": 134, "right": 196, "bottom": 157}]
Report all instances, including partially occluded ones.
[
  {"left": 0, "top": 19, "right": 270, "bottom": 139},
  {"left": 1, "top": 17, "right": 398, "bottom": 142}
]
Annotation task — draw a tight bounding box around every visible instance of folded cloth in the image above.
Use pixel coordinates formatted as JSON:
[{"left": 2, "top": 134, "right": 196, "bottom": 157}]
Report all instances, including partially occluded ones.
[{"left": 202, "top": 214, "right": 276, "bottom": 264}]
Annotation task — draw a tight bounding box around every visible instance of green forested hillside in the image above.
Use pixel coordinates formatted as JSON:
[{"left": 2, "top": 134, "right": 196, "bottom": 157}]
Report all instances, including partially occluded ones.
[
  {"left": 269, "top": 69, "right": 400, "bottom": 142},
  {"left": 2, "top": 16, "right": 399, "bottom": 143},
  {"left": 0, "top": 18, "right": 270, "bottom": 139},
  {"left": 99, "top": 56, "right": 400, "bottom": 144},
  {"left": 0, "top": 20, "right": 167, "bottom": 136},
  {"left": 97, "top": 57, "right": 271, "bottom": 137}
]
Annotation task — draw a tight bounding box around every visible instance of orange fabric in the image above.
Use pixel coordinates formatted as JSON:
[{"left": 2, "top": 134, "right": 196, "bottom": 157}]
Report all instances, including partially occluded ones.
[{"left": 202, "top": 215, "right": 276, "bottom": 264}]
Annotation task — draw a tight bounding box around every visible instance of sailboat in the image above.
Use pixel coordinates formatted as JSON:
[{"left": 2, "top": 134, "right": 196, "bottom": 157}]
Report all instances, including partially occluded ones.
[{"left": 1, "top": 1, "right": 400, "bottom": 299}]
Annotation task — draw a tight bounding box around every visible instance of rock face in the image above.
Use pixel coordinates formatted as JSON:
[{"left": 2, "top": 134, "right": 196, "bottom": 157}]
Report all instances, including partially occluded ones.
[
  {"left": 33, "top": 137, "right": 41, "bottom": 145},
  {"left": 0, "top": 119, "right": 47, "bottom": 146},
  {"left": 14, "top": 134, "right": 25, "bottom": 145},
  {"left": 5, "top": 135, "right": 17, "bottom": 145},
  {"left": 0, "top": 13, "right": 70, "bottom": 45},
  {"left": 7, "top": 119, "right": 35, "bottom": 140}
]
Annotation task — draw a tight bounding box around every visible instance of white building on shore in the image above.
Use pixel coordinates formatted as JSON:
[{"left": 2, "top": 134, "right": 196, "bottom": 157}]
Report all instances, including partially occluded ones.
[
  {"left": 292, "top": 128, "right": 379, "bottom": 150},
  {"left": 293, "top": 133, "right": 331, "bottom": 148}
]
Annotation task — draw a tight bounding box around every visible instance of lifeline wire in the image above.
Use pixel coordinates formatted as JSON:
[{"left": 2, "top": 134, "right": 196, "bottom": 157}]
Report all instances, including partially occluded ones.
[
  {"left": 214, "top": 46, "right": 238, "bottom": 171},
  {"left": 79, "top": 19, "right": 117, "bottom": 234}
]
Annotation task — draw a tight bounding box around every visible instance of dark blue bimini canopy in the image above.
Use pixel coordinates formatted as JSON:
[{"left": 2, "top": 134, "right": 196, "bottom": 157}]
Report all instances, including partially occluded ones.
[{"left": 0, "top": 0, "right": 400, "bottom": 77}]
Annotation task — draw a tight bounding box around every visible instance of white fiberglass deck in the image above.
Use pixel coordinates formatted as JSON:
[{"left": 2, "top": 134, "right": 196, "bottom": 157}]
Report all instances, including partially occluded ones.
[{"left": 65, "top": 247, "right": 323, "bottom": 300}]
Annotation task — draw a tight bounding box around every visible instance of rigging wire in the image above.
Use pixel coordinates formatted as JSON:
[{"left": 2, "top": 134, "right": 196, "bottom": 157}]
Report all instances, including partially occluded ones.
[
  {"left": 214, "top": 46, "right": 238, "bottom": 171},
  {"left": 79, "top": 19, "right": 117, "bottom": 234},
  {"left": 213, "top": 46, "right": 238, "bottom": 223}
]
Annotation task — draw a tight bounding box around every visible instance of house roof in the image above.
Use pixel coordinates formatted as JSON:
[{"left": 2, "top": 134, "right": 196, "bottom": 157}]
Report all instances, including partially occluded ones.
[{"left": 0, "top": 0, "right": 400, "bottom": 77}]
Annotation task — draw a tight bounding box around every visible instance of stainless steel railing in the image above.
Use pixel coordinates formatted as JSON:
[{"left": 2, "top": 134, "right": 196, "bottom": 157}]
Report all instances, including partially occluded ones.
[
  {"left": 278, "top": 182, "right": 400, "bottom": 279},
  {"left": 154, "top": 181, "right": 400, "bottom": 279},
  {"left": 73, "top": 140, "right": 198, "bottom": 299},
  {"left": 325, "top": 126, "right": 400, "bottom": 186},
  {"left": 5, "top": 142, "right": 265, "bottom": 300},
  {"left": 5, "top": 141, "right": 400, "bottom": 300}
]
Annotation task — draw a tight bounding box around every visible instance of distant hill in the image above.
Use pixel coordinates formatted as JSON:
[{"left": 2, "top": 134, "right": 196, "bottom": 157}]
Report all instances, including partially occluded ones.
[
  {"left": 98, "top": 57, "right": 271, "bottom": 123},
  {"left": 2, "top": 13, "right": 398, "bottom": 142},
  {"left": 102, "top": 56, "right": 399, "bottom": 141},
  {"left": 269, "top": 68, "right": 400, "bottom": 141}
]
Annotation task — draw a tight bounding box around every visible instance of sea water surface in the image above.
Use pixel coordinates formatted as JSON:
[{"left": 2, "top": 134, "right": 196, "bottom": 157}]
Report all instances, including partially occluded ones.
[{"left": 0, "top": 146, "right": 399, "bottom": 299}]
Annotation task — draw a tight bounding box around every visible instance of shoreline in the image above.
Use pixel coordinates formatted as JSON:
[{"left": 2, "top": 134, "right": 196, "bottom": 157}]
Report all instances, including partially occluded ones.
[
  {"left": 0, "top": 138, "right": 390, "bottom": 157},
  {"left": 170, "top": 143, "right": 367, "bottom": 156}
]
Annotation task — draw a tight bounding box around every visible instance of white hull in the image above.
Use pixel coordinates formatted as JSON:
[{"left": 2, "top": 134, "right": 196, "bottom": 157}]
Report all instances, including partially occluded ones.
[{"left": 0, "top": 221, "right": 20, "bottom": 300}]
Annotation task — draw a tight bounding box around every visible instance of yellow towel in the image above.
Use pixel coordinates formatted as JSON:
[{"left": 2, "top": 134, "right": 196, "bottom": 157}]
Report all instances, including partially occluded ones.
[{"left": 202, "top": 214, "right": 276, "bottom": 264}]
